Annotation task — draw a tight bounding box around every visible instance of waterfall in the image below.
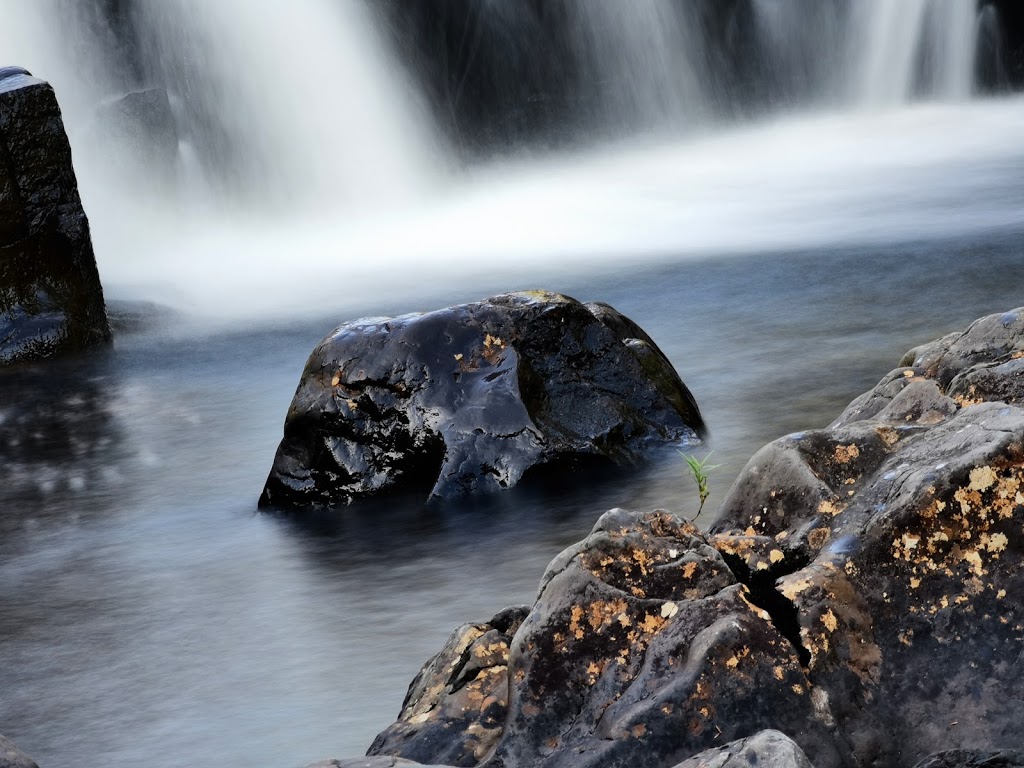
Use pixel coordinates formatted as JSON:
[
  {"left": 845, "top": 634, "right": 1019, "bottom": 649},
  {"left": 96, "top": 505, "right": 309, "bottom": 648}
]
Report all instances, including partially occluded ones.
[
  {"left": 854, "top": 0, "right": 980, "bottom": 106},
  {"left": 0, "top": 0, "right": 441, "bottom": 213},
  {"left": 565, "top": 0, "right": 707, "bottom": 133},
  {"left": 127, "top": 0, "right": 440, "bottom": 211}
]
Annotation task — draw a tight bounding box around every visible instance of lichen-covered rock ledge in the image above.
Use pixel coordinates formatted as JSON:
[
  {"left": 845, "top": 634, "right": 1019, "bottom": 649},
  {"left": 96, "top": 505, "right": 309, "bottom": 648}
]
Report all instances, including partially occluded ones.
[
  {"left": 351, "top": 306, "right": 1024, "bottom": 768},
  {"left": 260, "top": 291, "right": 705, "bottom": 509},
  {"left": 0, "top": 66, "right": 111, "bottom": 365}
]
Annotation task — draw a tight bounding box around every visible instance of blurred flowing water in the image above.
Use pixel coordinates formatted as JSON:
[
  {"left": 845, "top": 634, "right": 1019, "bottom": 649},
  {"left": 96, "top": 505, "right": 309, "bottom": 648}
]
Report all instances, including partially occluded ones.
[{"left": 0, "top": 1, "right": 1023, "bottom": 767}]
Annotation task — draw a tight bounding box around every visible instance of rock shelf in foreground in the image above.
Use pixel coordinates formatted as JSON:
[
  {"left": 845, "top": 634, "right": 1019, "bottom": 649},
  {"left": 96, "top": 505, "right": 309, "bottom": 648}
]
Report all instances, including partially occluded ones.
[{"left": 359, "top": 306, "right": 1024, "bottom": 768}]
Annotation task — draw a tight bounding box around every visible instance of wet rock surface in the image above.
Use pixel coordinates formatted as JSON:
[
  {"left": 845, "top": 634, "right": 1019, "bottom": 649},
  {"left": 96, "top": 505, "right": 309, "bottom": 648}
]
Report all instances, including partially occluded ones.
[
  {"left": 369, "top": 606, "right": 529, "bottom": 767},
  {"left": 364, "top": 306, "right": 1024, "bottom": 768},
  {"left": 260, "top": 291, "right": 704, "bottom": 509},
  {"left": 0, "top": 67, "right": 111, "bottom": 365},
  {"left": 370, "top": 510, "right": 843, "bottom": 768},
  {"left": 712, "top": 305, "right": 1024, "bottom": 765},
  {"left": 671, "top": 730, "right": 815, "bottom": 768},
  {"left": 0, "top": 734, "right": 38, "bottom": 768},
  {"left": 912, "top": 751, "right": 1024, "bottom": 768}
]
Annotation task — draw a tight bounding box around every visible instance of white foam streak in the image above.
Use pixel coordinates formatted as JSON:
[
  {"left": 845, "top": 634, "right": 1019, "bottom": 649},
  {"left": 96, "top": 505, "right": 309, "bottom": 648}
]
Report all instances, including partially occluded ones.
[{"left": 96, "top": 98, "right": 1024, "bottom": 324}]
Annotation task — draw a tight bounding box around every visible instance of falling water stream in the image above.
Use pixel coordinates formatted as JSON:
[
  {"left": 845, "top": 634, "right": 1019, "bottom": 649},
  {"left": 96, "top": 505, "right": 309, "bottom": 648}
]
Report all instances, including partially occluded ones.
[{"left": 1, "top": 2, "right": 1023, "bottom": 767}]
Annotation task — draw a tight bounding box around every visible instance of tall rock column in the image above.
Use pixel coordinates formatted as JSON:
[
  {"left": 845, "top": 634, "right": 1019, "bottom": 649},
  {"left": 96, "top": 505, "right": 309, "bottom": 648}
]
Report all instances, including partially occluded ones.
[{"left": 0, "top": 66, "right": 111, "bottom": 365}]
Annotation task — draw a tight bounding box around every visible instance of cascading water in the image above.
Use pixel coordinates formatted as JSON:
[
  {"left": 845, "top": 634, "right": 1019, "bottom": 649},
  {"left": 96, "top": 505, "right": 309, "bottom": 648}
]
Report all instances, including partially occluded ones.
[
  {"left": 0, "top": 0, "right": 1017, "bottom": 320},
  {"left": 854, "top": 0, "right": 979, "bottom": 105},
  {"left": 564, "top": 0, "right": 708, "bottom": 132},
  {"left": 126, "top": 0, "right": 440, "bottom": 211},
  {"left": 0, "top": 0, "right": 440, "bottom": 214}
]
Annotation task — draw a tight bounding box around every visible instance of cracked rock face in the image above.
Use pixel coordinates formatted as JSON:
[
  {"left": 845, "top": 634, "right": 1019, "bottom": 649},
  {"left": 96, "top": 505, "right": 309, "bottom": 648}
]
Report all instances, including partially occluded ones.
[
  {"left": 260, "top": 292, "right": 704, "bottom": 509},
  {"left": 712, "top": 306, "right": 1024, "bottom": 766},
  {"left": 369, "top": 510, "right": 844, "bottom": 768},
  {"left": 0, "top": 67, "right": 111, "bottom": 365}
]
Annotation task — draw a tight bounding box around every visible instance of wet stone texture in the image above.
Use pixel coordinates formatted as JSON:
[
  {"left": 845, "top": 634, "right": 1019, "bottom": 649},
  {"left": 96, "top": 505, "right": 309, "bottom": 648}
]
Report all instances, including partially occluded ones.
[
  {"left": 0, "top": 734, "right": 38, "bottom": 768},
  {"left": 0, "top": 67, "right": 111, "bottom": 365},
  {"left": 364, "top": 307, "right": 1024, "bottom": 768},
  {"left": 368, "top": 606, "right": 529, "bottom": 767},
  {"left": 260, "top": 291, "right": 704, "bottom": 509},
  {"left": 712, "top": 306, "right": 1024, "bottom": 766},
  {"left": 670, "top": 730, "right": 815, "bottom": 768},
  {"left": 369, "top": 510, "right": 844, "bottom": 768}
]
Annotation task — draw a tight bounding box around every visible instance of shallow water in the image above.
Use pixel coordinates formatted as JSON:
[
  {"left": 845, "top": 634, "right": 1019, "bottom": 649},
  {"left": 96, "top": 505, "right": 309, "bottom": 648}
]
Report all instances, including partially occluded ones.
[{"left": 2, "top": 229, "right": 1024, "bottom": 768}]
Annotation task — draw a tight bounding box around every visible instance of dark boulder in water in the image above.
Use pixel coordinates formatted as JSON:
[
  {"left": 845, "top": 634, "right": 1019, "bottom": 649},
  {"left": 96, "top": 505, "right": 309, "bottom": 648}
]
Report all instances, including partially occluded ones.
[
  {"left": 260, "top": 291, "right": 704, "bottom": 509},
  {"left": 0, "top": 67, "right": 111, "bottom": 365}
]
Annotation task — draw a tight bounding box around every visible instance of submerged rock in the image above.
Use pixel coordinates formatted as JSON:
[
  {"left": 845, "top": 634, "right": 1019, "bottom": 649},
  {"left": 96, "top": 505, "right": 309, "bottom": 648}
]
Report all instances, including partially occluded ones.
[
  {"left": 0, "top": 734, "right": 39, "bottom": 768},
  {"left": 0, "top": 66, "right": 111, "bottom": 365},
  {"left": 367, "top": 306, "right": 1024, "bottom": 768},
  {"left": 260, "top": 291, "right": 704, "bottom": 509},
  {"left": 671, "top": 730, "right": 816, "bottom": 768}
]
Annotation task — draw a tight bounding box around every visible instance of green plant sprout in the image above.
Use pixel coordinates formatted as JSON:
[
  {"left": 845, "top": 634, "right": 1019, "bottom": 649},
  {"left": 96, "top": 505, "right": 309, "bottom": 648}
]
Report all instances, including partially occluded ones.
[{"left": 678, "top": 450, "right": 720, "bottom": 522}]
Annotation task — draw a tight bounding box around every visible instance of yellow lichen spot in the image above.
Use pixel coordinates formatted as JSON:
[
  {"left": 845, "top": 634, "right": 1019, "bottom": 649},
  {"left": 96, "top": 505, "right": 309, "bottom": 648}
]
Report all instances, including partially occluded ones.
[
  {"left": 454, "top": 353, "right": 464, "bottom": 361},
  {"left": 744, "top": 526, "right": 757, "bottom": 537},
  {"left": 987, "top": 532, "right": 1008, "bottom": 553},
  {"left": 661, "top": 704, "right": 673, "bottom": 715},
  {"left": 910, "top": 577, "right": 921, "bottom": 589},
  {"left": 726, "top": 656, "right": 740, "bottom": 669},
  {"left": 877, "top": 427, "right": 900, "bottom": 448},
  {"left": 346, "top": 399, "right": 359, "bottom": 410},
  {"left": 768, "top": 549, "right": 785, "bottom": 564},
  {"left": 903, "top": 369, "right": 916, "bottom": 378},
  {"left": 822, "top": 609, "right": 839, "bottom": 632},
  {"left": 756, "top": 562, "right": 770, "bottom": 571},
  {"left": 808, "top": 528, "right": 831, "bottom": 549},
  {"left": 640, "top": 613, "right": 667, "bottom": 634},
  {"left": 898, "top": 630, "right": 914, "bottom": 647},
  {"left": 661, "top": 602, "right": 680, "bottom": 619},
  {"left": 331, "top": 373, "right": 341, "bottom": 386},
  {"left": 773, "top": 667, "right": 785, "bottom": 681},
  {"left": 617, "top": 613, "right": 632, "bottom": 628},
  {"left": 903, "top": 533, "right": 921, "bottom": 551},
  {"left": 969, "top": 466, "right": 997, "bottom": 492},
  {"left": 819, "top": 499, "right": 842, "bottom": 517},
  {"left": 682, "top": 562, "right": 698, "bottom": 579},
  {"left": 963, "top": 549, "right": 984, "bottom": 576},
  {"left": 792, "top": 684, "right": 805, "bottom": 695},
  {"left": 834, "top": 444, "right": 861, "bottom": 464},
  {"left": 998, "top": 589, "right": 1007, "bottom": 600},
  {"left": 631, "top": 724, "right": 647, "bottom": 738}
]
